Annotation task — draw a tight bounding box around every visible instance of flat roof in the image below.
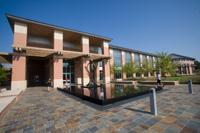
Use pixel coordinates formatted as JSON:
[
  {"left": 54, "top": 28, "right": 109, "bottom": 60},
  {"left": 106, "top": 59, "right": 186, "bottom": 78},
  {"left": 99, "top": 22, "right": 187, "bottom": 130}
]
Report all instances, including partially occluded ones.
[
  {"left": 110, "top": 44, "right": 158, "bottom": 57},
  {"left": 6, "top": 13, "right": 112, "bottom": 42},
  {"left": 170, "top": 53, "right": 195, "bottom": 60}
]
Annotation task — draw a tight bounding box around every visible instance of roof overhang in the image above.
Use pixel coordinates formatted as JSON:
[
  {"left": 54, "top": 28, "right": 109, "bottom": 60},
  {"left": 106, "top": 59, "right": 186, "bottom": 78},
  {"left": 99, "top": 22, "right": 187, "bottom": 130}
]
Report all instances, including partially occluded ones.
[
  {"left": 110, "top": 44, "right": 158, "bottom": 57},
  {"left": 0, "top": 52, "right": 12, "bottom": 64},
  {"left": 6, "top": 14, "right": 112, "bottom": 42}
]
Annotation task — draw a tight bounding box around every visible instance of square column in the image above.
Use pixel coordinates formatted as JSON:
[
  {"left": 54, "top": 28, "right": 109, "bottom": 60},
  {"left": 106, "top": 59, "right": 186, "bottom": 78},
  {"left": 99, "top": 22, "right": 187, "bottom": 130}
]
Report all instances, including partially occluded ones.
[
  {"left": 131, "top": 53, "right": 136, "bottom": 78},
  {"left": 139, "top": 54, "right": 144, "bottom": 78},
  {"left": 11, "top": 22, "right": 27, "bottom": 90},
  {"left": 103, "top": 41, "right": 111, "bottom": 84},
  {"left": 186, "top": 65, "right": 189, "bottom": 75},
  {"left": 190, "top": 65, "right": 193, "bottom": 75},
  {"left": 147, "top": 56, "right": 151, "bottom": 77},
  {"left": 153, "top": 57, "right": 157, "bottom": 77},
  {"left": 81, "top": 36, "right": 90, "bottom": 86},
  {"left": 121, "top": 51, "right": 126, "bottom": 79},
  {"left": 53, "top": 30, "right": 63, "bottom": 88},
  {"left": 103, "top": 41, "right": 111, "bottom": 99},
  {"left": 109, "top": 49, "right": 114, "bottom": 80}
]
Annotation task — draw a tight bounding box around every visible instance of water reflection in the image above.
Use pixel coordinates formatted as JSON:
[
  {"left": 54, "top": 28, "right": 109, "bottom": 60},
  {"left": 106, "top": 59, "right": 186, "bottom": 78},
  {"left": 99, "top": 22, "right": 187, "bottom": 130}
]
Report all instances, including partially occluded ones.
[{"left": 62, "top": 83, "right": 156, "bottom": 104}]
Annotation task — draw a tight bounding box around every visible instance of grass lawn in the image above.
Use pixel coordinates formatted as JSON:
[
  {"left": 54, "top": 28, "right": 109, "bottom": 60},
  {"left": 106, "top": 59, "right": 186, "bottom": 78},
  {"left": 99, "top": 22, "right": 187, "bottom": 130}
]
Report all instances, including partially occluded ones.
[
  {"left": 131, "top": 75, "right": 200, "bottom": 84},
  {"left": 161, "top": 75, "right": 200, "bottom": 84}
]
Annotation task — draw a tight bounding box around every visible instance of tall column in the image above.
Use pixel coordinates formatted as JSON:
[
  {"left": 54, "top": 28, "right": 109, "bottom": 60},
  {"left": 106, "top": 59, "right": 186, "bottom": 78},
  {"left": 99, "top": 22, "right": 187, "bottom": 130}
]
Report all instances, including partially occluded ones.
[
  {"left": 11, "top": 22, "right": 27, "bottom": 90},
  {"left": 189, "top": 65, "right": 193, "bottom": 75},
  {"left": 180, "top": 66, "right": 183, "bottom": 75},
  {"left": 81, "top": 36, "right": 90, "bottom": 86},
  {"left": 186, "top": 65, "right": 189, "bottom": 75},
  {"left": 109, "top": 49, "right": 114, "bottom": 80},
  {"left": 147, "top": 56, "right": 151, "bottom": 77},
  {"left": 153, "top": 57, "right": 157, "bottom": 77},
  {"left": 131, "top": 53, "right": 136, "bottom": 78},
  {"left": 96, "top": 63, "right": 100, "bottom": 83},
  {"left": 53, "top": 30, "right": 63, "bottom": 88},
  {"left": 140, "top": 54, "right": 144, "bottom": 78},
  {"left": 121, "top": 51, "right": 126, "bottom": 79},
  {"left": 103, "top": 41, "right": 111, "bottom": 99}
]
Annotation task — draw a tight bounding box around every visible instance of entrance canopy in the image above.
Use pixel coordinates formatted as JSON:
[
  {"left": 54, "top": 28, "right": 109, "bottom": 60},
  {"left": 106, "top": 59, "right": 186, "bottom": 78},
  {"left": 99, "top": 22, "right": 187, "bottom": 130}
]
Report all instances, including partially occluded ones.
[{"left": 2, "top": 46, "right": 110, "bottom": 62}]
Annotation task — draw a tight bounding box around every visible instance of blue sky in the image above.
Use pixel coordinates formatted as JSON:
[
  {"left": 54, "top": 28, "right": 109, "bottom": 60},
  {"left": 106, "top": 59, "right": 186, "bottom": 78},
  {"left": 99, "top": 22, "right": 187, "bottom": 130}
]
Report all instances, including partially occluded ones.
[{"left": 0, "top": 0, "right": 200, "bottom": 60}]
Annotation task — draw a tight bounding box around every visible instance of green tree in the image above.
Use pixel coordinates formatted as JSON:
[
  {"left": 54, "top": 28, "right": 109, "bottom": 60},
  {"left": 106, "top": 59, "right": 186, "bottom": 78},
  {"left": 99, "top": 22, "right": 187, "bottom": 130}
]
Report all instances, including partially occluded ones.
[
  {"left": 142, "top": 61, "right": 153, "bottom": 74},
  {"left": 138, "top": 66, "right": 145, "bottom": 76},
  {"left": 0, "top": 67, "right": 7, "bottom": 86},
  {"left": 156, "top": 52, "right": 176, "bottom": 77},
  {"left": 111, "top": 64, "right": 122, "bottom": 74},
  {"left": 122, "top": 62, "right": 138, "bottom": 79}
]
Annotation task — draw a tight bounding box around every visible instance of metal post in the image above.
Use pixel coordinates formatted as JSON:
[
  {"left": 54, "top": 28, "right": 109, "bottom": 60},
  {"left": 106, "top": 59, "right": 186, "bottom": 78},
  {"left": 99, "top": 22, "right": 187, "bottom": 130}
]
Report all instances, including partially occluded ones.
[
  {"left": 150, "top": 88, "right": 158, "bottom": 116},
  {"left": 188, "top": 80, "right": 193, "bottom": 94}
]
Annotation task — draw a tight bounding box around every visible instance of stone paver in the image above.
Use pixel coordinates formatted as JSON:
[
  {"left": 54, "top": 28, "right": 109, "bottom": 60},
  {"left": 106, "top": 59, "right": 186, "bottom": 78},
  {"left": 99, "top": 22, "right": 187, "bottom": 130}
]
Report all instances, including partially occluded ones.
[{"left": 0, "top": 85, "right": 200, "bottom": 133}]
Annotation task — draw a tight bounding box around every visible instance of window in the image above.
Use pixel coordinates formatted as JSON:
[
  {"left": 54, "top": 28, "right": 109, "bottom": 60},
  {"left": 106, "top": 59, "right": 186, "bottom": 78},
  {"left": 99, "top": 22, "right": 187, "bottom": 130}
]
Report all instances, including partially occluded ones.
[
  {"left": 125, "top": 52, "right": 131, "bottom": 64},
  {"left": 153, "top": 57, "right": 157, "bottom": 69},
  {"left": 63, "top": 60, "right": 75, "bottom": 84},
  {"left": 149, "top": 56, "right": 153, "bottom": 67},
  {"left": 149, "top": 56, "right": 154, "bottom": 76},
  {"left": 142, "top": 55, "right": 148, "bottom": 77},
  {"left": 113, "top": 50, "right": 121, "bottom": 66},
  {"left": 113, "top": 50, "right": 122, "bottom": 79},
  {"left": 142, "top": 55, "right": 147, "bottom": 65},
  {"left": 134, "top": 53, "right": 140, "bottom": 66},
  {"left": 124, "top": 52, "right": 132, "bottom": 79}
]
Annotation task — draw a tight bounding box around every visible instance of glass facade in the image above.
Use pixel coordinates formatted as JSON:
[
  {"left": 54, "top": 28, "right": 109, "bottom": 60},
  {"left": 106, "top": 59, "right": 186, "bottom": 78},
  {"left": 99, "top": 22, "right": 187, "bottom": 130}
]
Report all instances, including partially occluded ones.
[
  {"left": 149, "top": 56, "right": 154, "bottom": 76},
  {"left": 125, "top": 52, "right": 132, "bottom": 78},
  {"left": 142, "top": 55, "right": 147, "bottom": 64},
  {"left": 142, "top": 55, "right": 148, "bottom": 77},
  {"left": 149, "top": 56, "right": 153, "bottom": 67},
  {"left": 113, "top": 50, "right": 121, "bottom": 66},
  {"left": 134, "top": 53, "right": 140, "bottom": 66},
  {"left": 134, "top": 53, "right": 140, "bottom": 77},
  {"left": 113, "top": 50, "right": 122, "bottom": 79},
  {"left": 125, "top": 52, "right": 131, "bottom": 64}
]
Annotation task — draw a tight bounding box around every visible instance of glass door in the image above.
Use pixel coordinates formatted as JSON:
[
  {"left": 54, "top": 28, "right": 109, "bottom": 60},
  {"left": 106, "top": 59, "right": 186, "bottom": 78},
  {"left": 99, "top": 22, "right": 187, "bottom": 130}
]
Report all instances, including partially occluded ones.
[{"left": 63, "top": 60, "right": 74, "bottom": 87}]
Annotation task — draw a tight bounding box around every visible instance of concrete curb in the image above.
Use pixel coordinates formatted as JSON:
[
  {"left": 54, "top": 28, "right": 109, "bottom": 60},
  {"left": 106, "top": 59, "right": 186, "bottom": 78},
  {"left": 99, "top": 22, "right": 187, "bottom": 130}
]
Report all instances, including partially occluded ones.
[{"left": 0, "top": 90, "right": 24, "bottom": 122}]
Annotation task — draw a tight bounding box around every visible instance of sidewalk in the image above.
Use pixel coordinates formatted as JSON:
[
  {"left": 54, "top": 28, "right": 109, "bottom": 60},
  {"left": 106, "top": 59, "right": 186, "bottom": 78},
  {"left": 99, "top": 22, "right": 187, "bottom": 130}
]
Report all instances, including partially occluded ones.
[{"left": 0, "top": 89, "right": 23, "bottom": 119}]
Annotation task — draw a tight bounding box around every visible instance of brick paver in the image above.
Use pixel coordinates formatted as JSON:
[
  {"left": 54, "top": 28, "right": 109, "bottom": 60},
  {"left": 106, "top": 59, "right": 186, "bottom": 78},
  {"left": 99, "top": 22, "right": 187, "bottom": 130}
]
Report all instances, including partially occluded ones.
[{"left": 0, "top": 85, "right": 200, "bottom": 133}]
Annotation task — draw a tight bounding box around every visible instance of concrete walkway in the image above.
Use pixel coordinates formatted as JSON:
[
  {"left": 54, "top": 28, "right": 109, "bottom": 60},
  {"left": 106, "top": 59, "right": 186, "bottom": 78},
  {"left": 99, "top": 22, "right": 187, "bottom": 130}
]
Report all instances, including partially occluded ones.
[
  {"left": 0, "top": 89, "right": 23, "bottom": 118},
  {"left": 0, "top": 85, "right": 200, "bottom": 133}
]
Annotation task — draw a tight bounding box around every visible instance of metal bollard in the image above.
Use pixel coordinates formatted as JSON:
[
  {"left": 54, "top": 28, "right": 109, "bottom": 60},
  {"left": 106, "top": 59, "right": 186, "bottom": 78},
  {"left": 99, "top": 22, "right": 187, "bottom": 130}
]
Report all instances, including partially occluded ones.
[
  {"left": 150, "top": 88, "right": 158, "bottom": 116},
  {"left": 188, "top": 80, "right": 193, "bottom": 94}
]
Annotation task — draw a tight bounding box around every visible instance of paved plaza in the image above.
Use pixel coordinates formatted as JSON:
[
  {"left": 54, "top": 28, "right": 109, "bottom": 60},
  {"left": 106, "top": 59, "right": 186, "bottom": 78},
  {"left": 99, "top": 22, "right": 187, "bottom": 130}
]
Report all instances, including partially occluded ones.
[{"left": 0, "top": 85, "right": 200, "bottom": 133}]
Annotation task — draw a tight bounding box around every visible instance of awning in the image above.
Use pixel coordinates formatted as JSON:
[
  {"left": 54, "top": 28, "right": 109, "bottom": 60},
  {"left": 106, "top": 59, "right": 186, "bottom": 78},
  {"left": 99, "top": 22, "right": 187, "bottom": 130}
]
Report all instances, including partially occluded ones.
[
  {"left": 62, "top": 50, "right": 88, "bottom": 59},
  {"left": 11, "top": 46, "right": 111, "bottom": 62},
  {"left": 88, "top": 53, "right": 110, "bottom": 62},
  {"left": 21, "top": 46, "right": 55, "bottom": 57},
  {"left": 0, "top": 52, "right": 12, "bottom": 63}
]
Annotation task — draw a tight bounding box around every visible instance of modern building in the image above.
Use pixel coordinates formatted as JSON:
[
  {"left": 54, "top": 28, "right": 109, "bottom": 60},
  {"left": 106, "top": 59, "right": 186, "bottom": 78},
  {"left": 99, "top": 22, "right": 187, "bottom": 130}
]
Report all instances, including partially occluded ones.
[
  {"left": 170, "top": 53, "right": 195, "bottom": 75},
  {"left": 0, "top": 14, "right": 180, "bottom": 92}
]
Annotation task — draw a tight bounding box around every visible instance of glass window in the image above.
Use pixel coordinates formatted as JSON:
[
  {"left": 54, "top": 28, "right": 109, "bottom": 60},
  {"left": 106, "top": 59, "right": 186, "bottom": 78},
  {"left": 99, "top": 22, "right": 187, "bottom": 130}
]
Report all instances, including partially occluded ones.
[
  {"left": 149, "top": 56, "right": 154, "bottom": 76},
  {"left": 63, "top": 60, "right": 74, "bottom": 83},
  {"left": 134, "top": 53, "right": 140, "bottom": 66},
  {"left": 113, "top": 50, "right": 121, "bottom": 66},
  {"left": 113, "top": 50, "right": 122, "bottom": 79},
  {"left": 125, "top": 52, "right": 131, "bottom": 64},
  {"left": 142, "top": 55, "right": 147, "bottom": 65}
]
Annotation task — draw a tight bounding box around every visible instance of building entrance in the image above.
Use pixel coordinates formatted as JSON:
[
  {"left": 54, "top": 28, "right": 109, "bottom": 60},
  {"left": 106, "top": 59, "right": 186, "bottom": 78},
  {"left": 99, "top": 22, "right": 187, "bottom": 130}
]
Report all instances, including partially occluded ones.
[
  {"left": 63, "top": 60, "right": 74, "bottom": 86},
  {"left": 27, "top": 57, "right": 50, "bottom": 87}
]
